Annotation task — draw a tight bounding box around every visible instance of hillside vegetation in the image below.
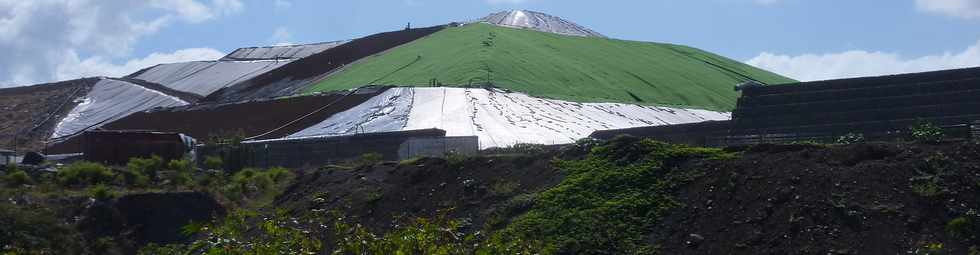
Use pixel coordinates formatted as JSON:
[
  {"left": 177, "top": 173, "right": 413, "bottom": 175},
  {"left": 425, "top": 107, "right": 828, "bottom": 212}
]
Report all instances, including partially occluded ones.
[{"left": 307, "top": 23, "right": 794, "bottom": 111}]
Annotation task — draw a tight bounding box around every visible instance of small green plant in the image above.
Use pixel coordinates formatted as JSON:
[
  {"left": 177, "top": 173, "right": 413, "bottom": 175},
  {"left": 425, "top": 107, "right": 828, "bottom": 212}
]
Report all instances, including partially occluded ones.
[
  {"left": 332, "top": 211, "right": 538, "bottom": 254},
  {"left": 4, "top": 169, "right": 33, "bottom": 187},
  {"left": 365, "top": 190, "right": 383, "bottom": 204},
  {"left": 115, "top": 168, "right": 150, "bottom": 188},
  {"left": 266, "top": 167, "right": 293, "bottom": 184},
  {"left": 918, "top": 152, "right": 951, "bottom": 175},
  {"left": 914, "top": 242, "right": 946, "bottom": 255},
  {"left": 166, "top": 159, "right": 193, "bottom": 173},
  {"left": 204, "top": 156, "right": 224, "bottom": 170},
  {"left": 445, "top": 151, "right": 468, "bottom": 169},
  {"left": 87, "top": 184, "right": 116, "bottom": 201},
  {"left": 489, "top": 180, "right": 519, "bottom": 197},
  {"left": 836, "top": 132, "right": 865, "bottom": 144},
  {"left": 398, "top": 157, "right": 423, "bottom": 166},
  {"left": 127, "top": 156, "right": 163, "bottom": 181},
  {"left": 910, "top": 121, "right": 945, "bottom": 143},
  {"left": 353, "top": 152, "right": 384, "bottom": 167},
  {"left": 142, "top": 209, "right": 323, "bottom": 254},
  {"left": 0, "top": 203, "right": 85, "bottom": 253},
  {"left": 58, "top": 161, "right": 115, "bottom": 187},
  {"left": 946, "top": 217, "right": 973, "bottom": 239},
  {"left": 910, "top": 177, "right": 946, "bottom": 198}
]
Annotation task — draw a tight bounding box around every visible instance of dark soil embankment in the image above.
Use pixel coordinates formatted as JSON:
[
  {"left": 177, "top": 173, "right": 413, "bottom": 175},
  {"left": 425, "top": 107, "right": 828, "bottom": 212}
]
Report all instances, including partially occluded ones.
[
  {"left": 0, "top": 78, "right": 95, "bottom": 152},
  {"left": 98, "top": 89, "right": 381, "bottom": 141},
  {"left": 655, "top": 142, "right": 980, "bottom": 254},
  {"left": 77, "top": 192, "right": 225, "bottom": 253},
  {"left": 274, "top": 151, "right": 564, "bottom": 234}
]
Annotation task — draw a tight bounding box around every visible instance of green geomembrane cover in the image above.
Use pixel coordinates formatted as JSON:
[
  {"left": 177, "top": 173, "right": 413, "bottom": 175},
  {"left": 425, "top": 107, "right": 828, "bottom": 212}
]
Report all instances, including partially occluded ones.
[{"left": 306, "top": 23, "right": 794, "bottom": 111}]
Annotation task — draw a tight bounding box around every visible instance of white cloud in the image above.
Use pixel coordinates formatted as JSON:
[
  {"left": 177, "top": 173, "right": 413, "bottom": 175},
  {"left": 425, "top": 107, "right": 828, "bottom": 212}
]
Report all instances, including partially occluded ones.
[
  {"left": 0, "top": 0, "right": 243, "bottom": 88},
  {"left": 746, "top": 40, "right": 980, "bottom": 81},
  {"left": 916, "top": 0, "right": 980, "bottom": 19},
  {"left": 267, "top": 27, "right": 293, "bottom": 46}
]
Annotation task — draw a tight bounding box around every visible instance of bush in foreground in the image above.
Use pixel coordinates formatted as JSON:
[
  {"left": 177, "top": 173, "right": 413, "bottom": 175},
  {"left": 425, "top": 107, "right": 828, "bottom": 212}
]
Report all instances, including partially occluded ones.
[{"left": 58, "top": 161, "right": 115, "bottom": 187}]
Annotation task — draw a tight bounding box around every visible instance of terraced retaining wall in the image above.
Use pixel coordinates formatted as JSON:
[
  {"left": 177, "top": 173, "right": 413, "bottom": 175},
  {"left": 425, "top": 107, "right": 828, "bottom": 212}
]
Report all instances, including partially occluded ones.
[
  {"left": 198, "top": 129, "right": 477, "bottom": 170},
  {"left": 592, "top": 67, "right": 980, "bottom": 146}
]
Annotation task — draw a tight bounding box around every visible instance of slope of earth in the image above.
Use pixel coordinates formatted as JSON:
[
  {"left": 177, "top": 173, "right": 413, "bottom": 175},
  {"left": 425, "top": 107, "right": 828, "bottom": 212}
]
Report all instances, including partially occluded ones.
[
  {"left": 0, "top": 78, "right": 95, "bottom": 152},
  {"left": 655, "top": 142, "right": 980, "bottom": 254},
  {"left": 287, "top": 87, "right": 730, "bottom": 149},
  {"left": 100, "top": 88, "right": 383, "bottom": 141},
  {"left": 307, "top": 23, "right": 795, "bottom": 111},
  {"left": 273, "top": 148, "right": 566, "bottom": 241},
  {"left": 270, "top": 140, "right": 980, "bottom": 254},
  {"left": 201, "top": 25, "right": 447, "bottom": 103}
]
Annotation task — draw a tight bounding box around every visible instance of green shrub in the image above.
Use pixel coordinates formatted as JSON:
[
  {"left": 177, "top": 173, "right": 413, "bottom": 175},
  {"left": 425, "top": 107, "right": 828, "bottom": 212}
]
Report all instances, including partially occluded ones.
[
  {"left": 911, "top": 121, "right": 945, "bottom": 143},
  {"left": 141, "top": 209, "right": 322, "bottom": 254},
  {"left": 489, "top": 180, "right": 519, "bottom": 197},
  {"left": 116, "top": 168, "right": 150, "bottom": 188},
  {"left": 58, "top": 161, "right": 115, "bottom": 187},
  {"left": 267, "top": 167, "right": 293, "bottom": 184},
  {"left": 911, "top": 177, "right": 946, "bottom": 198},
  {"left": 166, "top": 159, "right": 193, "bottom": 173},
  {"left": 0, "top": 203, "right": 84, "bottom": 253},
  {"left": 4, "top": 170, "right": 33, "bottom": 187},
  {"left": 226, "top": 168, "right": 287, "bottom": 200},
  {"left": 333, "top": 212, "right": 538, "bottom": 254},
  {"left": 497, "top": 137, "right": 728, "bottom": 254},
  {"left": 352, "top": 153, "right": 383, "bottom": 167},
  {"left": 445, "top": 151, "right": 468, "bottom": 169},
  {"left": 127, "top": 156, "right": 163, "bottom": 181},
  {"left": 914, "top": 242, "right": 945, "bottom": 255},
  {"left": 946, "top": 216, "right": 975, "bottom": 239},
  {"left": 398, "top": 157, "right": 423, "bottom": 166},
  {"left": 169, "top": 172, "right": 192, "bottom": 187},
  {"left": 88, "top": 184, "right": 116, "bottom": 201},
  {"left": 204, "top": 156, "right": 224, "bottom": 170}
]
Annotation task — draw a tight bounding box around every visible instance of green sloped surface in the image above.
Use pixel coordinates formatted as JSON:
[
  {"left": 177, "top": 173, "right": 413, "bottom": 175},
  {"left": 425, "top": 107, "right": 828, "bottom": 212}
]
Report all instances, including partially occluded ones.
[{"left": 306, "top": 23, "right": 795, "bottom": 111}]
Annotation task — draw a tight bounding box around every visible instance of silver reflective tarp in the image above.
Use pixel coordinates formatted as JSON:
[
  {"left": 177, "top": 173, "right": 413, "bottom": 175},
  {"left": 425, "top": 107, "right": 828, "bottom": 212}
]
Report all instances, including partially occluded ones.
[
  {"left": 130, "top": 60, "right": 290, "bottom": 96},
  {"left": 51, "top": 78, "right": 188, "bottom": 139},
  {"left": 220, "top": 41, "right": 347, "bottom": 61}
]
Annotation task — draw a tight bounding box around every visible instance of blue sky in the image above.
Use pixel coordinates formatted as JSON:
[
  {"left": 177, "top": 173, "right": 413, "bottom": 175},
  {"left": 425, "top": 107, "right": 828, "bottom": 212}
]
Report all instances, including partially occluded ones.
[{"left": 2, "top": 0, "right": 979, "bottom": 87}]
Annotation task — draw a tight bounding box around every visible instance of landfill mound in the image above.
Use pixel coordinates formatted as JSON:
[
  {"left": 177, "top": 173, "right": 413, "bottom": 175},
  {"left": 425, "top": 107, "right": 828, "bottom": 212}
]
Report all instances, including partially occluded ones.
[
  {"left": 288, "top": 87, "right": 729, "bottom": 148},
  {"left": 479, "top": 10, "right": 605, "bottom": 37},
  {"left": 307, "top": 22, "right": 794, "bottom": 111}
]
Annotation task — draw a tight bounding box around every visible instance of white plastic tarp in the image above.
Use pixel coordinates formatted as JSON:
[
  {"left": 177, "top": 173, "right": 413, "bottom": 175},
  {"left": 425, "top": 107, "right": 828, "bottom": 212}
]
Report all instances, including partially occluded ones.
[
  {"left": 131, "top": 60, "right": 290, "bottom": 96},
  {"left": 51, "top": 79, "right": 188, "bottom": 139},
  {"left": 289, "top": 87, "right": 729, "bottom": 149},
  {"left": 220, "top": 41, "right": 346, "bottom": 61}
]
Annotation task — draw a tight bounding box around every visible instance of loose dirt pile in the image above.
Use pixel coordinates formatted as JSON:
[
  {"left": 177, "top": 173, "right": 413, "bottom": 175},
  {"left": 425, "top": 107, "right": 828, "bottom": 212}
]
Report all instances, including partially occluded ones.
[
  {"left": 274, "top": 151, "right": 564, "bottom": 234},
  {"left": 655, "top": 142, "right": 980, "bottom": 254}
]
